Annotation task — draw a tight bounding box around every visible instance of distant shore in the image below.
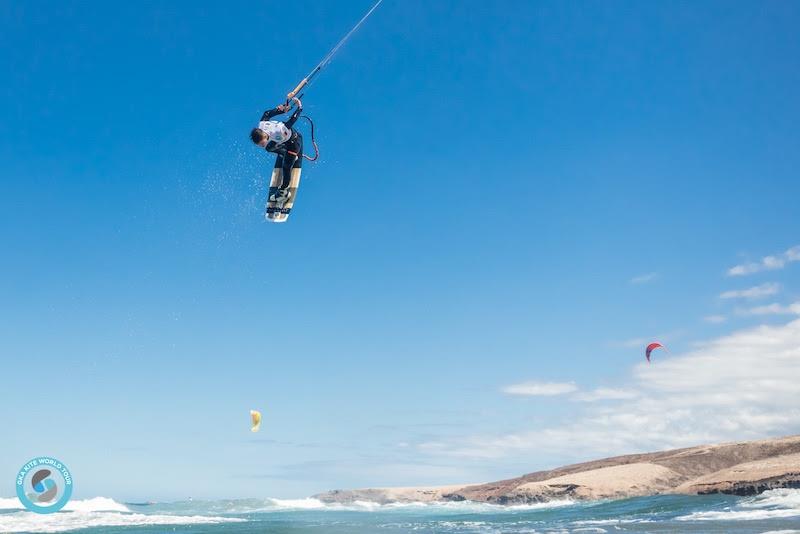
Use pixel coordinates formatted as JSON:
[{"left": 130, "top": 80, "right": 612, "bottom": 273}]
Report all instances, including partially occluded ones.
[{"left": 315, "top": 435, "right": 800, "bottom": 504}]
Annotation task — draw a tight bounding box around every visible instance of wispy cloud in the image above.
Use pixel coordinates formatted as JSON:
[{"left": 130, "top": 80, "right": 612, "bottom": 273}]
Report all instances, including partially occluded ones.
[
  {"left": 613, "top": 331, "right": 682, "bottom": 349},
  {"left": 728, "top": 245, "right": 800, "bottom": 276},
  {"left": 739, "top": 301, "right": 800, "bottom": 316},
  {"left": 719, "top": 283, "right": 780, "bottom": 300},
  {"left": 611, "top": 336, "right": 657, "bottom": 349},
  {"left": 573, "top": 388, "right": 639, "bottom": 402},
  {"left": 703, "top": 315, "right": 727, "bottom": 324},
  {"left": 501, "top": 381, "right": 578, "bottom": 397},
  {"left": 630, "top": 272, "right": 658, "bottom": 285},
  {"left": 422, "top": 314, "right": 800, "bottom": 461},
  {"left": 616, "top": 337, "right": 648, "bottom": 349}
]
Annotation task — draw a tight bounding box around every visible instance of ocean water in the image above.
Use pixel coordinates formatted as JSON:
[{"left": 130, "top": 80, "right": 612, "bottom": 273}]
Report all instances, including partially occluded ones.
[{"left": 2, "top": 489, "right": 800, "bottom": 533}]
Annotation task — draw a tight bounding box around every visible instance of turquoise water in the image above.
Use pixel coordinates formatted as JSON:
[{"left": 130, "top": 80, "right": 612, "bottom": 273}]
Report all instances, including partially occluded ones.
[{"left": 2, "top": 489, "right": 800, "bottom": 533}]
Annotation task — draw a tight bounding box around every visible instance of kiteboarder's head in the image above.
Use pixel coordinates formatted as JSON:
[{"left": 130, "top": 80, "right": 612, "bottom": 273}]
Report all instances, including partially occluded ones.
[{"left": 250, "top": 128, "right": 269, "bottom": 148}]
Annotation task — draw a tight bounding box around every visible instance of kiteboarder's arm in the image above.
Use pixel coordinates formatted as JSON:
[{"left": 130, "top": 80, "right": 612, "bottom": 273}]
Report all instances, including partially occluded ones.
[
  {"left": 284, "top": 98, "right": 303, "bottom": 129},
  {"left": 261, "top": 108, "right": 281, "bottom": 120},
  {"left": 284, "top": 108, "right": 302, "bottom": 129},
  {"left": 260, "top": 103, "right": 291, "bottom": 121}
]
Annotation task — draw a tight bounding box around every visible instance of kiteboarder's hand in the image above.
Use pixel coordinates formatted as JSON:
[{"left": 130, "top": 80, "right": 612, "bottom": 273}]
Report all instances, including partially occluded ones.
[
  {"left": 276, "top": 103, "right": 291, "bottom": 113},
  {"left": 292, "top": 97, "right": 302, "bottom": 110}
]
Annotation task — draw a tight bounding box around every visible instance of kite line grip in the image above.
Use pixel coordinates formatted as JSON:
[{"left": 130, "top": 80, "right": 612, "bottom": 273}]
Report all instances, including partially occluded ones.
[{"left": 286, "top": 78, "right": 308, "bottom": 103}]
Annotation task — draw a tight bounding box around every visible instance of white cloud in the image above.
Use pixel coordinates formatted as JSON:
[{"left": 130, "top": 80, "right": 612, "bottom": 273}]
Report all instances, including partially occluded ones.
[
  {"left": 728, "top": 245, "right": 800, "bottom": 276},
  {"left": 422, "top": 317, "right": 800, "bottom": 461},
  {"left": 703, "top": 315, "right": 727, "bottom": 324},
  {"left": 630, "top": 273, "right": 658, "bottom": 285},
  {"left": 573, "top": 388, "right": 639, "bottom": 402},
  {"left": 719, "top": 283, "right": 780, "bottom": 300},
  {"left": 740, "top": 301, "right": 800, "bottom": 316},
  {"left": 501, "top": 381, "right": 578, "bottom": 397}
]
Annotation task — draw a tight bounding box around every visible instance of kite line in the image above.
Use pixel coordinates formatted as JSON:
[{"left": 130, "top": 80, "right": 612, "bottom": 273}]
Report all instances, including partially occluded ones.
[{"left": 285, "top": 0, "right": 384, "bottom": 102}]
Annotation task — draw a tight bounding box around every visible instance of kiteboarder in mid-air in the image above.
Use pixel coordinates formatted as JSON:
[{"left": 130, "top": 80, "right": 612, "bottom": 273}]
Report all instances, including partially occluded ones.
[
  {"left": 250, "top": 0, "right": 383, "bottom": 222},
  {"left": 251, "top": 97, "right": 304, "bottom": 203}
]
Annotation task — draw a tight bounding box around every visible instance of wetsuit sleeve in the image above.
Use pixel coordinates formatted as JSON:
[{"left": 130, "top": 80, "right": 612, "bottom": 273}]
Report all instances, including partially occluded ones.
[
  {"left": 260, "top": 107, "right": 284, "bottom": 121},
  {"left": 284, "top": 106, "right": 302, "bottom": 129}
]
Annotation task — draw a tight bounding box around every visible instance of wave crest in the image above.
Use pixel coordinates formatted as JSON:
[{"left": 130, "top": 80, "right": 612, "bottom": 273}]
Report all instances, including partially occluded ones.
[{"left": 679, "top": 489, "right": 800, "bottom": 521}]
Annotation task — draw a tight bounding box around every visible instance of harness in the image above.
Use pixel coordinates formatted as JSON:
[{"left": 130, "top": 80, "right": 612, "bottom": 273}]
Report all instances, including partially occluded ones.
[{"left": 261, "top": 110, "right": 320, "bottom": 162}]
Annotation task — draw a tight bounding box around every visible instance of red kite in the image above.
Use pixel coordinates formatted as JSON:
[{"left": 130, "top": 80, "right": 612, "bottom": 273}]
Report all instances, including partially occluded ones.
[{"left": 646, "top": 342, "right": 665, "bottom": 362}]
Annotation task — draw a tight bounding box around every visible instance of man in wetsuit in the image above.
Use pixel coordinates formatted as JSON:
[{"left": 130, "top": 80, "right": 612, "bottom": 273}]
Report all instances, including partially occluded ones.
[{"left": 250, "top": 97, "right": 303, "bottom": 203}]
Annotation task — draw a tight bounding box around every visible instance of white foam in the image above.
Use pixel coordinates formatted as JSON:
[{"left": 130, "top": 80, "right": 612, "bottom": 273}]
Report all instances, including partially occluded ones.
[
  {"left": 231, "top": 496, "right": 574, "bottom": 515},
  {"left": 745, "top": 489, "right": 800, "bottom": 510},
  {"left": 362, "top": 499, "right": 567, "bottom": 513},
  {"left": 2, "top": 493, "right": 576, "bottom": 522},
  {"left": 572, "top": 518, "right": 651, "bottom": 525},
  {"left": 257, "top": 497, "right": 575, "bottom": 514},
  {"left": 0, "top": 497, "right": 23, "bottom": 510},
  {"left": 0, "top": 512, "right": 245, "bottom": 533},
  {"left": 678, "top": 489, "right": 800, "bottom": 522},
  {"left": 62, "top": 497, "right": 130, "bottom": 513},
  {"left": 681, "top": 508, "right": 800, "bottom": 521},
  {"left": 266, "top": 497, "right": 330, "bottom": 510},
  {"left": 430, "top": 521, "right": 542, "bottom": 534},
  {"left": 415, "top": 499, "right": 575, "bottom": 513},
  {"left": 505, "top": 500, "right": 576, "bottom": 511},
  {"left": 0, "top": 497, "right": 128, "bottom": 513}
]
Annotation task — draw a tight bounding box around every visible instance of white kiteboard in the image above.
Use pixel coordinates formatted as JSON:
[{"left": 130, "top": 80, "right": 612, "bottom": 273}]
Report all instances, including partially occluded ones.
[{"left": 265, "top": 153, "right": 302, "bottom": 223}]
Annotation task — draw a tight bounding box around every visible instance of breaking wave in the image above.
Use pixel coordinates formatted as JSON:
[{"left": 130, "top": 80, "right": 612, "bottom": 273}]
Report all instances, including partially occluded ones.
[
  {"left": 0, "top": 497, "right": 23, "bottom": 510},
  {"left": 63, "top": 497, "right": 130, "bottom": 513},
  {"left": 678, "top": 489, "right": 800, "bottom": 521},
  {"left": 5, "top": 492, "right": 800, "bottom": 532},
  {"left": 0, "top": 497, "right": 129, "bottom": 513},
  {"left": 0, "top": 497, "right": 244, "bottom": 533}
]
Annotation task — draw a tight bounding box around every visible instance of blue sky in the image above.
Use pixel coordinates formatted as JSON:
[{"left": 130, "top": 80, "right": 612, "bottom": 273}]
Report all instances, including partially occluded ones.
[{"left": 2, "top": 0, "right": 800, "bottom": 500}]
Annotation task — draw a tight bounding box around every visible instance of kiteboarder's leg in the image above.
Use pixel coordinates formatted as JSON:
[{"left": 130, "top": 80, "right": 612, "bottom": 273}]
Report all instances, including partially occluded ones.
[
  {"left": 269, "top": 153, "right": 289, "bottom": 203},
  {"left": 271, "top": 145, "right": 296, "bottom": 203},
  {"left": 270, "top": 133, "right": 303, "bottom": 203},
  {"left": 279, "top": 134, "right": 303, "bottom": 189},
  {"left": 280, "top": 151, "right": 297, "bottom": 189}
]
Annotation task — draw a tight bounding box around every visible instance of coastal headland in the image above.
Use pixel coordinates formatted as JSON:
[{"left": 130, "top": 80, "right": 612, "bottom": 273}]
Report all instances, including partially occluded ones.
[{"left": 316, "top": 435, "right": 800, "bottom": 504}]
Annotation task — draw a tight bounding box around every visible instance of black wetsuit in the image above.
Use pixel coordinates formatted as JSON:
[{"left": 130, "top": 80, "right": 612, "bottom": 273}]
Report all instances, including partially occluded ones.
[{"left": 261, "top": 106, "right": 303, "bottom": 190}]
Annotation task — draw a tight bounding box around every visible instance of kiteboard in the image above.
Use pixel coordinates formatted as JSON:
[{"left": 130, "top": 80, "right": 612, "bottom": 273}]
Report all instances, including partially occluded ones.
[{"left": 265, "top": 153, "right": 302, "bottom": 223}]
